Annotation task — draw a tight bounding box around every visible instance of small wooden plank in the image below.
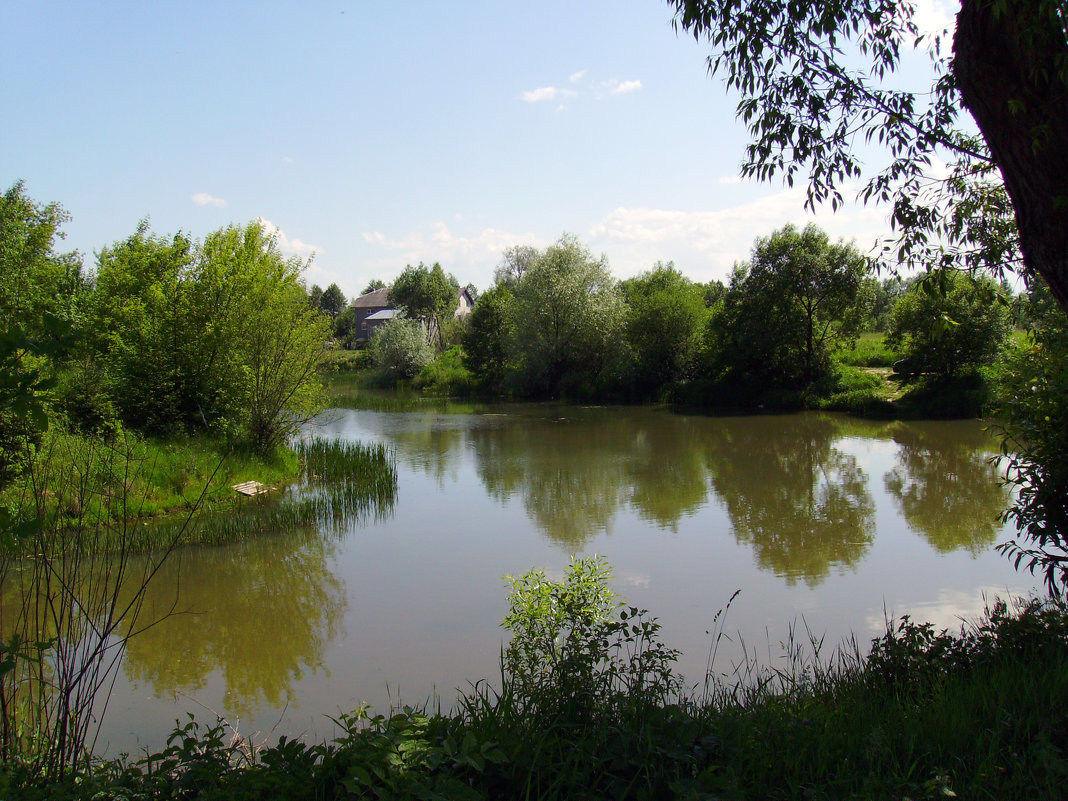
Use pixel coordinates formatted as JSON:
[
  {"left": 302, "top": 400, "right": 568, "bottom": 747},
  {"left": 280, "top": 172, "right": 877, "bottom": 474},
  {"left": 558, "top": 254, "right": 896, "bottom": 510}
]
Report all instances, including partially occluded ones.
[{"left": 232, "top": 480, "right": 272, "bottom": 497}]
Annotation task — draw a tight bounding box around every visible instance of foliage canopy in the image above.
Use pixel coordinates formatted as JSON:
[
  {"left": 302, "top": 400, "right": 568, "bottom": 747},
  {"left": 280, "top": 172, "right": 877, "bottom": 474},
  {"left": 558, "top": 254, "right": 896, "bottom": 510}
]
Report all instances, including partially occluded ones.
[
  {"left": 667, "top": 0, "right": 1068, "bottom": 312},
  {"left": 710, "top": 224, "right": 870, "bottom": 390},
  {"left": 886, "top": 271, "right": 1011, "bottom": 379}
]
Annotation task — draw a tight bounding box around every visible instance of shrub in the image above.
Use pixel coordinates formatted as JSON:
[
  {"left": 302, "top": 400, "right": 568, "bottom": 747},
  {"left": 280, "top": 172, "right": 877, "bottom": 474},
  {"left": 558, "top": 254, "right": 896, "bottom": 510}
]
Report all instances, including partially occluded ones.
[
  {"left": 413, "top": 346, "right": 474, "bottom": 396},
  {"left": 368, "top": 317, "right": 434, "bottom": 383},
  {"left": 501, "top": 556, "right": 682, "bottom": 725}
]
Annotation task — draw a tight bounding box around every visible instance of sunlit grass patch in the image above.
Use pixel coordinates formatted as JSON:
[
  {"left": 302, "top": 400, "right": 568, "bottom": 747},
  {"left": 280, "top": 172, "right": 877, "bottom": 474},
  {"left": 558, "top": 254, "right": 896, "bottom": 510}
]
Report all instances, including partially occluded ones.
[{"left": 834, "top": 331, "right": 895, "bottom": 367}]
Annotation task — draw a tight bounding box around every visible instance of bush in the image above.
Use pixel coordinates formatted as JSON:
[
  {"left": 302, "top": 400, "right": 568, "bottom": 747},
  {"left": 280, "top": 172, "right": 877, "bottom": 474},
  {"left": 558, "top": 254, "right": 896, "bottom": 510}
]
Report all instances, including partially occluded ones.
[
  {"left": 886, "top": 271, "right": 1012, "bottom": 379},
  {"left": 368, "top": 317, "right": 434, "bottom": 383},
  {"left": 501, "top": 556, "right": 682, "bottom": 724},
  {"left": 413, "top": 346, "right": 474, "bottom": 396}
]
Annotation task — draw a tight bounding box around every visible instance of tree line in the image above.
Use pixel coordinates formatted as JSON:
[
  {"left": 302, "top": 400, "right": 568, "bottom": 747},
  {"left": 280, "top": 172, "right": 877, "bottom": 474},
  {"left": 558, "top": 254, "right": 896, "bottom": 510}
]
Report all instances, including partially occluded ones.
[{"left": 440, "top": 227, "right": 1014, "bottom": 406}]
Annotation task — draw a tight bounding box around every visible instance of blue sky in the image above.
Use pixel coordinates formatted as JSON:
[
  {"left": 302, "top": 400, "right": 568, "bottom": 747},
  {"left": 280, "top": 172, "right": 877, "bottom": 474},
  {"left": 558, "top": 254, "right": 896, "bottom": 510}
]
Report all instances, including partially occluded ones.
[{"left": 3, "top": 0, "right": 953, "bottom": 298}]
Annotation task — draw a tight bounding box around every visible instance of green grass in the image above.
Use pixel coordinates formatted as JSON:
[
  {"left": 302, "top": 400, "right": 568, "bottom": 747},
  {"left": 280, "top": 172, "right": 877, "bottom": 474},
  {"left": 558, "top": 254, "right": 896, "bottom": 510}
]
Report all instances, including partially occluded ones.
[
  {"left": 322, "top": 346, "right": 374, "bottom": 373},
  {"left": 833, "top": 331, "right": 896, "bottom": 368},
  {"left": 144, "top": 436, "right": 398, "bottom": 546},
  {"left": 1, "top": 428, "right": 298, "bottom": 531},
  {"left": 0, "top": 430, "right": 397, "bottom": 550}
]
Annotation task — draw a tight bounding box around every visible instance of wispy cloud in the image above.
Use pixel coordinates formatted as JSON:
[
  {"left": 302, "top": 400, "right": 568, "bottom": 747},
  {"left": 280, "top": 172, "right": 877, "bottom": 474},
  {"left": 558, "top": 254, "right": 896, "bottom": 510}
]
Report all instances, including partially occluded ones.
[
  {"left": 912, "top": 0, "right": 954, "bottom": 36},
  {"left": 361, "top": 221, "right": 540, "bottom": 281},
  {"left": 257, "top": 217, "right": 320, "bottom": 259},
  {"left": 522, "top": 86, "right": 564, "bottom": 103},
  {"left": 569, "top": 70, "right": 586, "bottom": 84},
  {"left": 192, "top": 192, "right": 226, "bottom": 207},
  {"left": 609, "top": 79, "right": 642, "bottom": 95},
  {"left": 588, "top": 186, "right": 888, "bottom": 282}
]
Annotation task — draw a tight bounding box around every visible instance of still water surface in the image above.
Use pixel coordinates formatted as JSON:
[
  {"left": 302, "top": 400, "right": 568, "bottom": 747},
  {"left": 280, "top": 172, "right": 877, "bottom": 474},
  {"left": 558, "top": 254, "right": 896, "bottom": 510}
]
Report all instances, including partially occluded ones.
[{"left": 100, "top": 404, "right": 1035, "bottom": 754}]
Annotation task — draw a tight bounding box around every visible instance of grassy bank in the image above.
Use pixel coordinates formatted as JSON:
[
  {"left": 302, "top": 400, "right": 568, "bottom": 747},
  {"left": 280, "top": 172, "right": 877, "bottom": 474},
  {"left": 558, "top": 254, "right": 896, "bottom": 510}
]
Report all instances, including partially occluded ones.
[
  {"left": 0, "top": 428, "right": 397, "bottom": 550},
  {"left": 0, "top": 427, "right": 298, "bottom": 529},
  {"left": 335, "top": 333, "right": 1007, "bottom": 421},
  {"left": 5, "top": 560, "right": 1065, "bottom": 800}
]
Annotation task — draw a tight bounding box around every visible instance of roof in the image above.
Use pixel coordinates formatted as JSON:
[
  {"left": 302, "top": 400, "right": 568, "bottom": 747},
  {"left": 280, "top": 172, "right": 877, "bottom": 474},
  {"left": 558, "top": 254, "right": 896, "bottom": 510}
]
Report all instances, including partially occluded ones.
[
  {"left": 351, "top": 287, "right": 391, "bottom": 308},
  {"left": 365, "top": 309, "right": 399, "bottom": 321}
]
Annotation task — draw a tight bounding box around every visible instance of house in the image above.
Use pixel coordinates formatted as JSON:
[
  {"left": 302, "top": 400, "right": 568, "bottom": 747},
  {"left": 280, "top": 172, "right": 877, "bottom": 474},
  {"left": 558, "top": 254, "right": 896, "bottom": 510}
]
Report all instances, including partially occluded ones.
[
  {"left": 455, "top": 286, "right": 475, "bottom": 318},
  {"left": 348, "top": 284, "right": 476, "bottom": 346},
  {"left": 349, "top": 287, "right": 393, "bottom": 345}
]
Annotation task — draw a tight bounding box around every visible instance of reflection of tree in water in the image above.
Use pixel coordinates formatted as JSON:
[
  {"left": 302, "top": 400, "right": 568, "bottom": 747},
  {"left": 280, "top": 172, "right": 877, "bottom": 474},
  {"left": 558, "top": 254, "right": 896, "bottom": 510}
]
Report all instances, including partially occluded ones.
[
  {"left": 469, "top": 408, "right": 711, "bottom": 548},
  {"left": 119, "top": 530, "right": 344, "bottom": 717},
  {"left": 365, "top": 414, "right": 468, "bottom": 487},
  {"left": 705, "top": 414, "right": 875, "bottom": 586},
  {"left": 883, "top": 421, "right": 1009, "bottom": 555},
  {"left": 472, "top": 415, "right": 627, "bottom": 548},
  {"left": 623, "top": 417, "right": 709, "bottom": 531}
]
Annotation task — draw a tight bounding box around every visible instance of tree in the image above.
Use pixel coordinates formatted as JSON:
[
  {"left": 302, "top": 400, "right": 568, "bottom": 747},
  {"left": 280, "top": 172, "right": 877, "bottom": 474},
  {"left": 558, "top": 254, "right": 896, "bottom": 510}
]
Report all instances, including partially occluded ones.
[
  {"left": 307, "top": 283, "right": 324, "bottom": 309},
  {"left": 462, "top": 284, "right": 514, "bottom": 392},
  {"left": 494, "top": 245, "right": 539, "bottom": 289},
  {"left": 318, "top": 282, "right": 346, "bottom": 320},
  {"left": 885, "top": 271, "right": 1012, "bottom": 379},
  {"left": 92, "top": 222, "right": 202, "bottom": 434},
  {"left": 333, "top": 304, "right": 359, "bottom": 347},
  {"left": 620, "top": 262, "right": 709, "bottom": 398},
  {"left": 508, "top": 235, "right": 628, "bottom": 398},
  {"left": 91, "top": 220, "right": 328, "bottom": 451},
  {"left": 0, "top": 182, "right": 81, "bottom": 486},
  {"left": 200, "top": 223, "right": 330, "bottom": 452},
  {"left": 995, "top": 284, "right": 1068, "bottom": 594},
  {"left": 389, "top": 262, "right": 460, "bottom": 347},
  {"left": 711, "top": 224, "right": 870, "bottom": 390},
  {"left": 361, "top": 278, "right": 386, "bottom": 295},
  {"left": 667, "top": 0, "right": 1068, "bottom": 313},
  {"left": 368, "top": 316, "right": 435, "bottom": 381}
]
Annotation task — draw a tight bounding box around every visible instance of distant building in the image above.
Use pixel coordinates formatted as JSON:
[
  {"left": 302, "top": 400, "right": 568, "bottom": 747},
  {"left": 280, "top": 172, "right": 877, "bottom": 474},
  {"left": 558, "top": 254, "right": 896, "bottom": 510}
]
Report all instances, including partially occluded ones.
[
  {"left": 455, "top": 286, "right": 475, "bottom": 318},
  {"left": 349, "top": 287, "right": 393, "bottom": 345},
  {"left": 347, "top": 284, "right": 475, "bottom": 346}
]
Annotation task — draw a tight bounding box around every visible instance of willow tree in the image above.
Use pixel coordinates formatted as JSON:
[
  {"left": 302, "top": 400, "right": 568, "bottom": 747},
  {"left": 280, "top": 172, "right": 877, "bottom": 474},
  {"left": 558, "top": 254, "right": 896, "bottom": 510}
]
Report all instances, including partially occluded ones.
[{"left": 667, "top": 0, "right": 1068, "bottom": 310}]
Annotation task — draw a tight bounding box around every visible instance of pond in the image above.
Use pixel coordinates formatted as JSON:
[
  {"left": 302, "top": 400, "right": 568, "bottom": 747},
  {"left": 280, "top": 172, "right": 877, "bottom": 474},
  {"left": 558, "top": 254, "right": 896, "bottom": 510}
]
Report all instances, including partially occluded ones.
[{"left": 97, "top": 403, "right": 1036, "bottom": 755}]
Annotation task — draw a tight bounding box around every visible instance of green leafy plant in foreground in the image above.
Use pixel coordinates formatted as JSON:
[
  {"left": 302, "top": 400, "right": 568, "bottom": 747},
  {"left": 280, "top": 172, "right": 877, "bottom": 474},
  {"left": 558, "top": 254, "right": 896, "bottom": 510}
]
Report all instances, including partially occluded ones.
[{"left": 502, "top": 556, "right": 683, "bottom": 724}]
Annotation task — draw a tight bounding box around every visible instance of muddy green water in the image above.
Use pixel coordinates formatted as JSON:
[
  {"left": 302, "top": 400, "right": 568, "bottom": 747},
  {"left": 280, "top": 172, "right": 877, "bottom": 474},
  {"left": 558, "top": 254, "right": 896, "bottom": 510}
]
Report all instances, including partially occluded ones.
[{"left": 98, "top": 405, "right": 1034, "bottom": 754}]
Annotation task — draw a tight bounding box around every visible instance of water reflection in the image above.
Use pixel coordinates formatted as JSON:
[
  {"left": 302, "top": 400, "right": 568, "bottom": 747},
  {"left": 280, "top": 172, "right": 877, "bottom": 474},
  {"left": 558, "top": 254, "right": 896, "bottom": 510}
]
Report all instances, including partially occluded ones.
[
  {"left": 471, "top": 412, "right": 630, "bottom": 548},
  {"left": 883, "top": 421, "right": 1010, "bottom": 555},
  {"left": 119, "top": 530, "right": 345, "bottom": 717},
  {"left": 704, "top": 415, "right": 875, "bottom": 586},
  {"left": 623, "top": 417, "right": 709, "bottom": 531},
  {"left": 351, "top": 405, "right": 1010, "bottom": 584}
]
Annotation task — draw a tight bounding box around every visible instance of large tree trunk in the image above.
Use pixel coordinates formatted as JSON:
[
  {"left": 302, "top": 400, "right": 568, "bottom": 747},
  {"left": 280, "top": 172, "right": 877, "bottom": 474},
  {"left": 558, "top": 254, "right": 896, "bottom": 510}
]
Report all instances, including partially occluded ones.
[{"left": 954, "top": 0, "right": 1068, "bottom": 310}]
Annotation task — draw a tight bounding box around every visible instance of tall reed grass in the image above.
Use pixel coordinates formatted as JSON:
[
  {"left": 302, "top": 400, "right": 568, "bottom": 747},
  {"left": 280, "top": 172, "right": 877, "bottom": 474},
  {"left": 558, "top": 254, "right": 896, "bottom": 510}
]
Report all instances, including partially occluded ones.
[{"left": 145, "top": 436, "right": 398, "bottom": 546}]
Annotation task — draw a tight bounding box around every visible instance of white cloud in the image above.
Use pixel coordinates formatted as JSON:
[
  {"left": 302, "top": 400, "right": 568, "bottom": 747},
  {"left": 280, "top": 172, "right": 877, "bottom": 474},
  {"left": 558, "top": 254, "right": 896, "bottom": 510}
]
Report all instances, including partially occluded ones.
[
  {"left": 610, "top": 79, "right": 642, "bottom": 95},
  {"left": 864, "top": 587, "right": 1033, "bottom": 636},
  {"left": 192, "top": 192, "right": 226, "bottom": 207},
  {"left": 588, "top": 186, "right": 890, "bottom": 282},
  {"left": 717, "top": 175, "right": 744, "bottom": 185},
  {"left": 360, "top": 222, "right": 540, "bottom": 285},
  {"left": 569, "top": 70, "right": 586, "bottom": 84},
  {"left": 912, "top": 0, "right": 954, "bottom": 36},
  {"left": 257, "top": 217, "right": 320, "bottom": 259},
  {"left": 522, "top": 86, "right": 560, "bottom": 103}
]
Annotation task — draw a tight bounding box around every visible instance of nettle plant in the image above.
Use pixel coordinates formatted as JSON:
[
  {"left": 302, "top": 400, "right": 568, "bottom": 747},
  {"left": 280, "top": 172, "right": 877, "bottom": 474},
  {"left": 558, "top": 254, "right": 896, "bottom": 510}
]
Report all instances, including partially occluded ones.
[{"left": 501, "top": 556, "right": 682, "bottom": 724}]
